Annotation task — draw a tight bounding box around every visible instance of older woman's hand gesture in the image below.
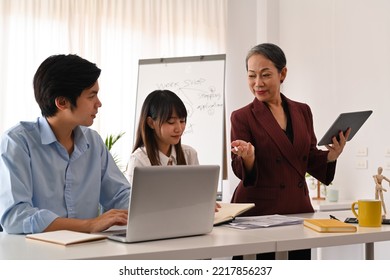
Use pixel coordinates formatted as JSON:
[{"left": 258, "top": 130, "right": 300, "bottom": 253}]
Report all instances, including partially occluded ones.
[{"left": 231, "top": 140, "right": 255, "bottom": 172}]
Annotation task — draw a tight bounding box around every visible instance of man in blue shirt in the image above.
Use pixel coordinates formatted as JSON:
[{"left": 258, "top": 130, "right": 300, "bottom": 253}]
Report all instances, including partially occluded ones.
[{"left": 0, "top": 54, "right": 130, "bottom": 234}]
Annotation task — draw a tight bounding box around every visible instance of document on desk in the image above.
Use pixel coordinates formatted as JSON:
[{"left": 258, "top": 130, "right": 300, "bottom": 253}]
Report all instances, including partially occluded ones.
[{"left": 225, "top": 214, "right": 304, "bottom": 230}]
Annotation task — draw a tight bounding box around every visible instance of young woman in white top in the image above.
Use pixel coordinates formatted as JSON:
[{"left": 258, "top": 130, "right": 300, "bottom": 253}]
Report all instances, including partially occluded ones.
[{"left": 125, "top": 90, "right": 199, "bottom": 184}]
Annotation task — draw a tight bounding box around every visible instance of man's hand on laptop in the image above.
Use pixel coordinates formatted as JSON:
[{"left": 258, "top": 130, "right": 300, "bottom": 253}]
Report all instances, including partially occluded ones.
[{"left": 89, "top": 209, "right": 128, "bottom": 233}]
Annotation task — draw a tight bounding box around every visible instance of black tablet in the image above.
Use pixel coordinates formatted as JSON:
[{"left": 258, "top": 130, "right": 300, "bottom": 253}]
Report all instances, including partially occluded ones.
[{"left": 317, "top": 110, "right": 373, "bottom": 146}]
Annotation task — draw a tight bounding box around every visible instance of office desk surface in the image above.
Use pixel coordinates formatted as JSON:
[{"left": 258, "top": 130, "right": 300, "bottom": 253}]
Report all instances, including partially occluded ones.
[
  {"left": 261, "top": 211, "right": 390, "bottom": 253},
  {"left": 1, "top": 210, "right": 390, "bottom": 260},
  {"left": 0, "top": 226, "right": 275, "bottom": 260}
]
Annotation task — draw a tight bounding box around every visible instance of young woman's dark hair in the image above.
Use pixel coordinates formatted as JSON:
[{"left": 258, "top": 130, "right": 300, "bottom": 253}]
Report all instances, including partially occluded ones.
[
  {"left": 133, "top": 90, "right": 188, "bottom": 165},
  {"left": 245, "top": 43, "right": 287, "bottom": 73},
  {"left": 33, "top": 54, "right": 101, "bottom": 117}
]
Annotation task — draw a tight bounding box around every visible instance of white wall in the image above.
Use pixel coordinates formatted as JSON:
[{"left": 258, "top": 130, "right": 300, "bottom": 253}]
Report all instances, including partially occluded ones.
[
  {"left": 224, "top": 0, "right": 257, "bottom": 200},
  {"left": 224, "top": 0, "right": 281, "bottom": 201},
  {"left": 225, "top": 0, "right": 390, "bottom": 259},
  {"left": 279, "top": 0, "right": 390, "bottom": 204}
]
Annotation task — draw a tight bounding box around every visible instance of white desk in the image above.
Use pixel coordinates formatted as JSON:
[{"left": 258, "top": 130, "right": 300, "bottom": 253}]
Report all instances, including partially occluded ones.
[
  {"left": 263, "top": 211, "right": 390, "bottom": 260},
  {"left": 0, "top": 226, "right": 276, "bottom": 260},
  {"left": 311, "top": 199, "right": 353, "bottom": 260},
  {"left": 310, "top": 200, "right": 356, "bottom": 259},
  {"left": 1, "top": 210, "right": 389, "bottom": 260}
]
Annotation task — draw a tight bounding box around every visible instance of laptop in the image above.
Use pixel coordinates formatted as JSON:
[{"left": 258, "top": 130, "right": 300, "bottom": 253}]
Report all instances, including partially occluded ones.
[{"left": 108, "top": 165, "right": 220, "bottom": 243}]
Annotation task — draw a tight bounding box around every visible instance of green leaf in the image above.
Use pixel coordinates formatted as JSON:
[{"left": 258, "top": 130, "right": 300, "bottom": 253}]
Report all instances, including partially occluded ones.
[
  {"left": 105, "top": 132, "right": 125, "bottom": 151},
  {"left": 104, "top": 132, "right": 125, "bottom": 170}
]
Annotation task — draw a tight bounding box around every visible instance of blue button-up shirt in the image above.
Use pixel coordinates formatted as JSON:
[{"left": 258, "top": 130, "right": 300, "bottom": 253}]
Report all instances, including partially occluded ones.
[{"left": 0, "top": 117, "right": 130, "bottom": 234}]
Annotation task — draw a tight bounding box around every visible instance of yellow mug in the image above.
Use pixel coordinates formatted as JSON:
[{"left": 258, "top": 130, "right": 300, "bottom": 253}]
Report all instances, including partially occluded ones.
[{"left": 351, "top": 199, "right": 382, "bottom": 227}]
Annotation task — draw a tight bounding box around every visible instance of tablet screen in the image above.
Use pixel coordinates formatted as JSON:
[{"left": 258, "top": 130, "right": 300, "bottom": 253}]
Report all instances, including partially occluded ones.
[{"left": 317, "top": 110, "right": 372, "bottom": 146}]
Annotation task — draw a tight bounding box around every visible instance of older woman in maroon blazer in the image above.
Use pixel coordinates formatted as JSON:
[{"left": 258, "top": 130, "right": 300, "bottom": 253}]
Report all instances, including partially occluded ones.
[{"left": 230, "top": 43, "right": 350, "bottom": 260}]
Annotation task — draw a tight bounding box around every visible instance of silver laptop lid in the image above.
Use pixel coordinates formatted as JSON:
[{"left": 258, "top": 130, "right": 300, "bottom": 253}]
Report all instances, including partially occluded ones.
[{"left": 109, "top": 165, "right": 219, "bottom": 243}]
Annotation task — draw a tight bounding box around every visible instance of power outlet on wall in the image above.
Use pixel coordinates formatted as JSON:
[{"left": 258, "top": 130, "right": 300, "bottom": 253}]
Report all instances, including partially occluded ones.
[
  {"left": 355, "top": 159, "right": 368, "bottom": 169},
  {"left": 356, "top": 147, "right": 368, "bottom": 156}
]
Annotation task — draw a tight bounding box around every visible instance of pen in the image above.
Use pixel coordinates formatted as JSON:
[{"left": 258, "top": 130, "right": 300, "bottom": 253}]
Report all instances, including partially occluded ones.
[{"left": 329, "top": 215, "right": 340, "bottom": 221}]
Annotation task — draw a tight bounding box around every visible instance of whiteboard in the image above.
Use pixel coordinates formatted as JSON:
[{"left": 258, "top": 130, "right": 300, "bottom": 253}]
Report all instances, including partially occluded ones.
[{"left": 135, "top": 55, "right": 226, "bottom": 191}]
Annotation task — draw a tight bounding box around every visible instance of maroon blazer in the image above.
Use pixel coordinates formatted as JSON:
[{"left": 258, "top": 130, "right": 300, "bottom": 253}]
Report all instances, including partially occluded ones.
[{"left": 230, "top": 95, "right": 336, "bottom": 216}]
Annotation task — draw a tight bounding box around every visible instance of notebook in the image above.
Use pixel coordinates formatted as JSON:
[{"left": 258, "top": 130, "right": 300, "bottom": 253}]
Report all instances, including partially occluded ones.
[
  {"left": 26, "top": 230, "right": 107, "bottom": 245},
  {"left": 213, "top": 203, "right": 255, "bottom": 226},
  {"left": 317, "top": 110, "right": 372, "bottom": 146},
  {"left": 108, "top": 165, "right": 220, "bottom": 243},
  {"left": 303, "top": 219, "right": 357, "bottom": 233}
]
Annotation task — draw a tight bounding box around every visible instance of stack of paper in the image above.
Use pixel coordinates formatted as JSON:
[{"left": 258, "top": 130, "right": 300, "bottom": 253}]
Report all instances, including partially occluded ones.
[{"left": 226, "top": 214, "right": 304, "bottom": 230}]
